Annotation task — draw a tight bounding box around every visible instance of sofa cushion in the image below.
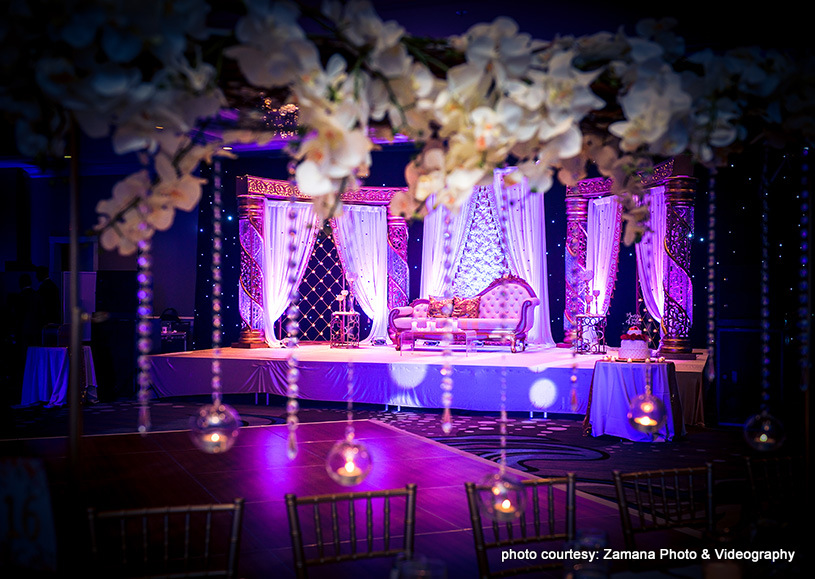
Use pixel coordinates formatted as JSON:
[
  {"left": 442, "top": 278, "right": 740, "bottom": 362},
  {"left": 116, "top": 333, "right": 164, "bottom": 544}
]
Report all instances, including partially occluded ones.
[
  {"left": 428, "top": 296, "right": 454, "bottom": 317},
  {"left": 456, "top": 318, "right": 520, "bottom": 332},
  {"left": 453, "top": 295, "right": 480, "bottom": 318}
]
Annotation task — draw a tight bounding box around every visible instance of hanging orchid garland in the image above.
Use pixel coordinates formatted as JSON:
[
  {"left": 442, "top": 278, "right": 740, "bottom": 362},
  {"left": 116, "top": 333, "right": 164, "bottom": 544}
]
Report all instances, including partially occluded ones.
[{"left": 0, "top": 0, "right": 812, "bottom": 254}]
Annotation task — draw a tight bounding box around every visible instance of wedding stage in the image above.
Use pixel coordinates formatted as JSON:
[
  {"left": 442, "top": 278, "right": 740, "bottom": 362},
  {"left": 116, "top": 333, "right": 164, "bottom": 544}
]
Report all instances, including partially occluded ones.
[{"left": 148, "top": 344, "right": 708, "bottom": 422}]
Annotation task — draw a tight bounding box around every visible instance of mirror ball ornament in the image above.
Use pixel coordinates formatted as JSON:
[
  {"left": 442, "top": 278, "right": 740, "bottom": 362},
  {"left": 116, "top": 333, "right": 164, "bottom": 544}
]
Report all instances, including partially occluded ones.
[
  {"left": 478, "top": 472, "right": 527, "bottom": 522},
  {"left": 189, "top": 402, "right": 241, "bottom": 454},
  {"left": 743, "top": 412, "right": 786, "bottom": 452},
  {"left": 326, "top": 438, "right": 372, "bottom": 486},
  {"left": 627, "top": 393, "right": 667, "bottom": 434}
]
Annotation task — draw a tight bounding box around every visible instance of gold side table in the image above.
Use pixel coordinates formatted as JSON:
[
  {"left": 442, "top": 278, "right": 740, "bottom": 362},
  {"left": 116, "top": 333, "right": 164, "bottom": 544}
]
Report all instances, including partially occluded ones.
[
  {"left": 574, "top": 314, "right": 607, "bottom": 355},
  {"left": 330, "top": 311, "right": 360, "bottom": 348}
]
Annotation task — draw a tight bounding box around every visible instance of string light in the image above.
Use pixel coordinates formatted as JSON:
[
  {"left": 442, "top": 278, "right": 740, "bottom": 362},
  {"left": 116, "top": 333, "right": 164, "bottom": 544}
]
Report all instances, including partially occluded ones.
[
  {"left": 285, "top": 182, "right": 302, "bottom": 459},
  {"left": 190, "top": 159, "right": 241, "bottom": 454},
  {"left": 440, "top": 212, "right": 455, "bottom": 434},
  {"left": 477, "top": 365, "right": 526, "bottom": 521},
  {"left": 743, "top": 149, "right": 785, "bottom": 451},
  {"left": 798, "top": 147, "right": 811, "bottom": 394},
  {"left": 326, "top": 359, "right": 372, "bottom": 485},
  {"left": 706, "top": 172, "right": 717, "bottom": 384},
  {"left": 136, "top": 238, "right": 152, "bottom": 434},
  {"left": 570, "top": 349, "right": 579, "bottom": 411},
  {"left": 474, "top": 176, "right": 527, "bottom": 522},
  {"left": 325, "top": 210, "right": 371, "bottom": 484}
]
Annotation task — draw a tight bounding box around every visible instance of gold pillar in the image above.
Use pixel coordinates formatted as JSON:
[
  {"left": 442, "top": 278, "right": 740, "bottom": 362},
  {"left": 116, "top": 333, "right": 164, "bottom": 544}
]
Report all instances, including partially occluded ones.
[
  {"left": 387, "top": 212, "right": 409, "bottom": 310},
  {"left": 564, "top": 192, "right": 589, "bottom": 345},
  {"left": 233, "top": 187, "right": 268, "bottom": 348},
  {"left": 658, "top": 176, "right": 696, "bottom": 356}
]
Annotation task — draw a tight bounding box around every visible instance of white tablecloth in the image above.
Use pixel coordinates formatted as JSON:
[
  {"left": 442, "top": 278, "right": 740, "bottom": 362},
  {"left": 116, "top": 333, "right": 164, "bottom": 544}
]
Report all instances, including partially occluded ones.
[
  {"left": 20, "top": 346, "right": 97, "bottom": 407},
  {"left": 582, "top": 360, "right": 686, "bottom": 442}
]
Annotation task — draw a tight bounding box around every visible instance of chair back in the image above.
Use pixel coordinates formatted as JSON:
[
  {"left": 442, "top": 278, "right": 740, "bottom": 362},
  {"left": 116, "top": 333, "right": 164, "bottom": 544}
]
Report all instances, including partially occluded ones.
[
  {"left": 285, "top": 484, "right": 417, "bottom": 579},
  {"left": 87, "top": 498, "right": 244, "bottom": 578},
  {"left": 613, "top": 464, "right": 713, "bottom": 551},
  {"left": 465, "top": 473, "right": 576, "bottom": 578}
]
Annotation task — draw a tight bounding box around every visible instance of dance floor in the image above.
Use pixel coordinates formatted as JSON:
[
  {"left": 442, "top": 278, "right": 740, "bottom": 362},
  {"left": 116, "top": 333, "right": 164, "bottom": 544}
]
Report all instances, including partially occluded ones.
[
  {"left": 149, "top": 344, "right": 708, "bottom": 419},
  {"left": 1, "top": 419, "right": 718, "bottom": 578}
]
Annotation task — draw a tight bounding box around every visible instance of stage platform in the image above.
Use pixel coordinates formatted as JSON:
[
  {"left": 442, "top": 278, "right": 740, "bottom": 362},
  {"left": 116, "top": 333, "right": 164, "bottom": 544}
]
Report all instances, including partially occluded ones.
[{"left": 149, "top": 343, "right": 708, "bottom": 421}]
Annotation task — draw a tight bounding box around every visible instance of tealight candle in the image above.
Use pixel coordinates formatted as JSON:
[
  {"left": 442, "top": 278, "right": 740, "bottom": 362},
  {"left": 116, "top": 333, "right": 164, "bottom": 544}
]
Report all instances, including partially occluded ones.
[
  {"left": 326, "top": 438, "right": 372, "bottom": 486},
  {"left": 634, "top": 416, "right": 659, "bottom": 427},
  {"left": 340, "top": 460, "right": 362, "bottom": 478},
  {"left": 204, "top": 432, "right": 227, "bottom": 452},
  {"left": 494, "top": 499, "right": 515, "bottom": 513}
]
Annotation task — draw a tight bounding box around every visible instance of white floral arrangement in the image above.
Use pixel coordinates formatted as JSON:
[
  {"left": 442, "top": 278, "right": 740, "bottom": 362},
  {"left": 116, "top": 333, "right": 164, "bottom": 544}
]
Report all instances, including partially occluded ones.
[{"left": 1, "top": 0, "right": 812, "bottom": 254}]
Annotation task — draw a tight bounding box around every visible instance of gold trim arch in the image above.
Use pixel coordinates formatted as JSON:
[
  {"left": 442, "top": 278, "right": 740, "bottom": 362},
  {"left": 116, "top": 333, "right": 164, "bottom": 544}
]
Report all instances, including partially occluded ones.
[
  {"left": 233, "top": 176, "right": 409, "bottom": 347},
  {"left": 563, "top": 157, "right": 697, "bottom": 355}
]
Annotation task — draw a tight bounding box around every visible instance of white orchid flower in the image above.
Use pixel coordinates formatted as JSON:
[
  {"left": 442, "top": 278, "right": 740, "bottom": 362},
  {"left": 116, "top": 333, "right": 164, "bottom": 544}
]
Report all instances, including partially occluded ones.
[
  {"left": 153, "top": 154, "right": 207, "bottom": 213},
  {"left": 95, "top": 170, "right": 154, "bottom": 255}
]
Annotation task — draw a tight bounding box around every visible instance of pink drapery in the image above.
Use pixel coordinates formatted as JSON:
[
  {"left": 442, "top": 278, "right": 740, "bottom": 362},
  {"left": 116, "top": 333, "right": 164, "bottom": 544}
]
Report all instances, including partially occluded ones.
[
  {"left": 492, "top": 169, "right": 555, "bottom": 346},
  {"left": 419, "top": 169, "right": 556, "bottom": 347},
  {"left": 419, "top": 194, "right": 474, "bottom": 299},
  {"left": 261, "top": 199, "right": 319, "bottom": 347},
  {"left": 331, "top": 204, "right": 390, "bottom": 343},
  {"left": 586, "top": 195, "right": 623, "bottom": 317}
]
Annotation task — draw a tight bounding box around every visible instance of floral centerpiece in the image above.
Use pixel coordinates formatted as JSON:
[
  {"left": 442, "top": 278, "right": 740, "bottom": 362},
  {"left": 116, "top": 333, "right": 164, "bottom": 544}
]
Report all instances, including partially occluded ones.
[{"left": 1, "top": 0, "right": 813, "bottom": 255}]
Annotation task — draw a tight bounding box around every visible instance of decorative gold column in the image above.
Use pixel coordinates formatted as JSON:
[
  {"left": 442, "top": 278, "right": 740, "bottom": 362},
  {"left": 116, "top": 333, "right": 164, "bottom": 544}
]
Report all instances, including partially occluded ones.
[
  {"left": 563, "top": 178, "right": 613, "bottom": 345},
  {"left": 658, "top": 176, "right": 696, "bottom": 356},
  {"left": 564, "top": 189, "right": 589, "bottom": 345},
  {"left": 233, "top": 177, "right": 268, "bottom": 348}
]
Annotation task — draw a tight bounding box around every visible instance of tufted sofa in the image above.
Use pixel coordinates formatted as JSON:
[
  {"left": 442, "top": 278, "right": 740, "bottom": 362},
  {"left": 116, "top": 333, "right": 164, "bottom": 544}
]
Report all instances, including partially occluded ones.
[{"left": 387, "top": 275, "right": 540, "bottom": 352}]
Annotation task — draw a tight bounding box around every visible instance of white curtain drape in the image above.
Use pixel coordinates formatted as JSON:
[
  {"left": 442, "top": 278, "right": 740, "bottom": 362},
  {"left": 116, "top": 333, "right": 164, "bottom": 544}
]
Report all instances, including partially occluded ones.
[
  {"left": 635, "top": 186, "right": 666, "bottom": 323},
  {"left": 586, "top": 196, "right": 623, "bottom": 316},
  {"left": 420, "top": 195, "right": 473, "bottom": 298},
  {"left": 331, "top": 204, "right": 390, "bottom": 344},
  {"left": 262, "top": 199, "right": 319, "bottom": 347},
  {"left": 492, "top": 169, "right": 555, "bottom": 346}
]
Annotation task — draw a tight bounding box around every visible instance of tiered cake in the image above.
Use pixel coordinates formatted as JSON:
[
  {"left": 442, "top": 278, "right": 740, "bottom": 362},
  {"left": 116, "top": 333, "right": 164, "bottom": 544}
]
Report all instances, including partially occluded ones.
[{"left": 618, "top": 326, "right": 651, "bottom": 360}]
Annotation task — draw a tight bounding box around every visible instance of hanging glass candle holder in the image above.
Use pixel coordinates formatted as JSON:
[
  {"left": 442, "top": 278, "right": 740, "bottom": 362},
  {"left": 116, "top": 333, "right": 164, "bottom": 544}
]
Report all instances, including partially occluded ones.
[
  {"left": 627, "top": 358, "right": 667, "bottom": 434},
  {"left": 190, "top": 399, "right": 241, "bottom": 453},
  {"left": 741, "top": 154, "right": 786, "bottom": 453},
  {"left": 326, "top": 435, "right": 372, "bottom": 486},
  {"left": 478, "top": 365, "right": 526, "bottom": 522},
  {"left": 627, "top": 392, "right": 668, "bottom": 433},
  {"left": 190, "top": 158, "right": 240, "bottom": 453},
  {"left": 325, "top": 347, "right": 372, "bottom": 485},
  {"left": 743, "top": 411, "right": 786, "bottom": 452},
  {"left": 477, "top": 471, "right": 527, "bottom": 522}
]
